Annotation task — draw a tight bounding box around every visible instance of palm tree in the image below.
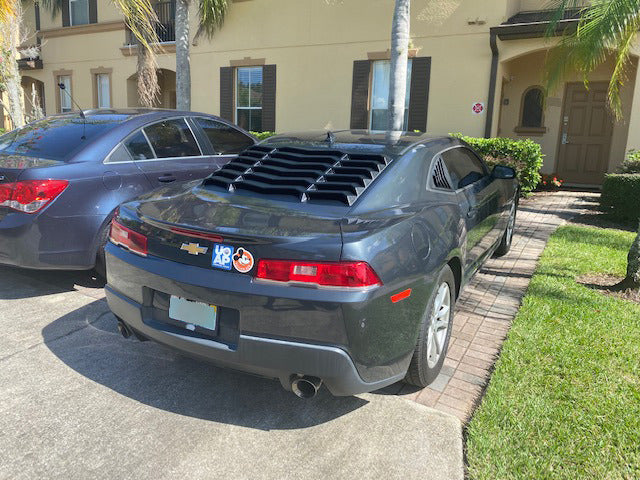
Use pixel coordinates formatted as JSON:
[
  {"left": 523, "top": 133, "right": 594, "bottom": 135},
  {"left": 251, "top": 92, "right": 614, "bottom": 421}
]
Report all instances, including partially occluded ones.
[
  {"left": 546, "top": 0, "right": 640, "bottom": 289},
  {"left": 388, "top": 0, "right": 410, "bottom": 131},
  {"left": 175, "top": 0, "right": 229, "bottom": 110},
  {"left": 0, "top": 0, "right": 15, "bottom": 20},
  {"left": 38, "top": 0, "right": 161, "bottom": 107}
]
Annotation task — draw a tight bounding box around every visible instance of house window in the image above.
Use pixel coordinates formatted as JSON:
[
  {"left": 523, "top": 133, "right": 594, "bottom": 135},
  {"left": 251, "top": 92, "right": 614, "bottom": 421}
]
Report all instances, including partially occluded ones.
[
  {"left": 69, "top": 0, "right": 89, "bottom": 26},
  {"left": 58, "top": 75, "right": 72, "bottom": 113},
  {"left": 96, "top": 73, "right": 110, "bottom": 108},
  {"left": 236, "top": 66, "right": 263, "bottom": 132},
  {"left": 370, "top": 59, "right": 413, "bottom": 131},
  {"left": 520, "top": 87, "right": 544, "bottom": 128}
]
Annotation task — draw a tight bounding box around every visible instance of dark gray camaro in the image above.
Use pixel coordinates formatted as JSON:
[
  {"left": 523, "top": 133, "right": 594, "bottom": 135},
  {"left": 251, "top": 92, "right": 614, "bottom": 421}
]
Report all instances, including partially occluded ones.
[{"left": 105, "top": 131, "right": 518, "bottom": 397}]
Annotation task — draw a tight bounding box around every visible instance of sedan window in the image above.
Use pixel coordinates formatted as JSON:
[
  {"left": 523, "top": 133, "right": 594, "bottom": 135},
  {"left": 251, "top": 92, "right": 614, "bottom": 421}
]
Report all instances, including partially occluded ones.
[
  {"left": 124, "top": 131, "right": 154, "bottom": 160},
  {"left": 441, "top": 148, "right": 487, "bottom": 189},
  {"left": 195, "top": 118, "right": 254, "bottom": 154},
  {"left": 144, "top": 119, "right": 201, "bottom": 159}
]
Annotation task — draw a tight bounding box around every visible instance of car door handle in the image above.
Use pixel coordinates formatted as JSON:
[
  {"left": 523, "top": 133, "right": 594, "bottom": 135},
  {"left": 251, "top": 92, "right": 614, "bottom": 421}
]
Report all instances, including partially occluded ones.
[
  {"left": 467, "top": 207, "right": 478, "bottom": 218},
  {"left": 158, "top": 174, "right": 177, "bottom": 183}
]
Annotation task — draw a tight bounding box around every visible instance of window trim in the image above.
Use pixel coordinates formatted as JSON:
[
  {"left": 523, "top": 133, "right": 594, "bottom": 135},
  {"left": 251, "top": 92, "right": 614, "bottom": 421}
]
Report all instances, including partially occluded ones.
[
  {"left": 105, "top": 116, "right": 204, "bottom": 164},
  {"left": 515, "top": 85, "right": 547, "bottom": 136},
  {"left": 234, "top": 65, "right": 264, "bottom": 131}
]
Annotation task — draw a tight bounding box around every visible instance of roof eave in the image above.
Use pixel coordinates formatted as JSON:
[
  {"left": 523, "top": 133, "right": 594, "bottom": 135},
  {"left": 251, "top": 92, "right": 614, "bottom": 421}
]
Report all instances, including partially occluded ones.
[{"left": 491, "top": 19, "right": 579, "bottom": 41}]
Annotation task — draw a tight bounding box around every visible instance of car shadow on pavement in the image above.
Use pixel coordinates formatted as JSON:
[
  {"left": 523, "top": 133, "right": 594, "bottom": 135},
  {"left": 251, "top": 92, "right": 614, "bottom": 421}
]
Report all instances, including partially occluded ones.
[
  {"left": 42, "top": 300, "right": 368, "bottom": 430},
  {"left": 0, "top": 266, "right": 105, "bottom": 300}
]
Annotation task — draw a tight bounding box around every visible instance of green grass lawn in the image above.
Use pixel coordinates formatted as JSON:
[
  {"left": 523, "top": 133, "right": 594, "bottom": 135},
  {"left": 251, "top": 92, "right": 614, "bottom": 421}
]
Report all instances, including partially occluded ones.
[{"left": 466, "top": 225, "right": 640, "bottom": 480}]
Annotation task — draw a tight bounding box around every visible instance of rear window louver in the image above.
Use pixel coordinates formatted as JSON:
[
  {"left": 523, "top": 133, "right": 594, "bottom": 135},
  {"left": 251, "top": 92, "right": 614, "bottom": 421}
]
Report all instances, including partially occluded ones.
[
  {"left": 432, "top": 158, "right": 452, "bottom": 190},
  {"left": 203, "top": 145, "right": 390, "bottom": 206}
]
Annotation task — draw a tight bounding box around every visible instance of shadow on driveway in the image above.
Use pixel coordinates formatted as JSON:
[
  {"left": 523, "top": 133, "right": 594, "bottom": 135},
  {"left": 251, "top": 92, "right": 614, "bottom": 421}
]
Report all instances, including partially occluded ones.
[
  {"left": 0, "top": 265, "right": 105, "bottom": 300},
  {"left": 42, "top": 300, "right": 368, "bottom": 431}
]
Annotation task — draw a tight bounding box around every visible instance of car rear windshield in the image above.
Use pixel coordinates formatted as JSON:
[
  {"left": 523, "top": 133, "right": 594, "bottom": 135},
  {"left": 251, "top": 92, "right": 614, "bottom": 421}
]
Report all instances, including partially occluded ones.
[{"left": 0, "top": 115, "right": 127, "bottom": 161}]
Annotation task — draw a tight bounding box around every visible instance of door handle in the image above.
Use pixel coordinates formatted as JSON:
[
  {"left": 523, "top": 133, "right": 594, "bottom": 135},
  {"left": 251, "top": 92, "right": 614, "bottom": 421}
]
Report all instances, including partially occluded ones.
[
  {"left": 158, "top": 174, "right": 177, "bottom": 183},
  {"left": 467, "top": 207, "right": 478, "bottom": 219},
  {"left": 562, "top": 133, "right": 569, "bottom": 145}
]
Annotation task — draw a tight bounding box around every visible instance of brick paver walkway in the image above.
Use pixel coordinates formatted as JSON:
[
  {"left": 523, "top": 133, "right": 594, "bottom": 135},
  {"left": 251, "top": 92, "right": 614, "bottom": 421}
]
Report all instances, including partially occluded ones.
[{"left": 391, "top": 191, "right": 598, "bottom": 422}]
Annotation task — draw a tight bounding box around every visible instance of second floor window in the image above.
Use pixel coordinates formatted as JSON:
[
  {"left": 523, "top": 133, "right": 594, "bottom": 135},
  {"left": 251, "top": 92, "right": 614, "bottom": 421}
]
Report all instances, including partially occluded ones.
[
  {"left": 58, "top": 75, "right": 72, "bottom": 113},
  {"left": 69, "top": 0, "right": 89, "bottom": 26},
  {"left": 370, "top": 59, "right": 413, "bottom": 131},
  {"left": 236, "top": 66, "right": 263, "bottom": 132}
]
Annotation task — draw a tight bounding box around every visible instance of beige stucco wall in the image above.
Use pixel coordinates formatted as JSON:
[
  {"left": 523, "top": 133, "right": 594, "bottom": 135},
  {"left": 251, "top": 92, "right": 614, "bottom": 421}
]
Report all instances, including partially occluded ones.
[{"left": 497, "top": 48, "right": 636, "bottom": 175}]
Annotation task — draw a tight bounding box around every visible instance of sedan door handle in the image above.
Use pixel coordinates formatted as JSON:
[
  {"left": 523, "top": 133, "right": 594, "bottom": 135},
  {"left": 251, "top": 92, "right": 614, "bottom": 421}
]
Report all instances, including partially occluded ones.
[
  {"left": 158, "top": 174, "right": 177, "bottom": 183},
  {"left": 467, "top": 207, "right": 478, "bottom": 219}
]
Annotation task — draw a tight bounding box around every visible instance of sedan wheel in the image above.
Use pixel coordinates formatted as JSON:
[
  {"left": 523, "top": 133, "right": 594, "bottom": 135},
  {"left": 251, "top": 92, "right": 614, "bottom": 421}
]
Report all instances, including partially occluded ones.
[
  {"left": 405, "top": 265, "right": 456, "bottom": 387},
  {"left": 494, "top": 197, "right": 518, "bottom": 257}
]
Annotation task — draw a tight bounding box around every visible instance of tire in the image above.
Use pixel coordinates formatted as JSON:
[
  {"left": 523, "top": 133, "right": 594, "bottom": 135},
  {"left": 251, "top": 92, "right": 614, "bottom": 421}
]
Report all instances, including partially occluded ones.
[
  {"left": 93, "top": 221, "right": 111, "bottom": 279},
  {"left": 494, "top": 196, "right": 518, "bottom": 257},
  {"left": 405, "top": 265, "right": 456, "bottom": 387}
]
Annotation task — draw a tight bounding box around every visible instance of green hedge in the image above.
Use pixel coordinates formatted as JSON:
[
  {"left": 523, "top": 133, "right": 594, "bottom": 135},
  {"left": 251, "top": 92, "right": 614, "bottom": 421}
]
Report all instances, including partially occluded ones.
[
  {"left": 251, "top": 131, "right": 276, "bottom": 141},
  {"left": 600, "top": 174, "right": 640, "bottom": 224},
  {"left": 453, "top": 134, "right": 544, "bottom": 194},
  {"left": 618, "top": 150, "right": 640, "bottom": 174}
]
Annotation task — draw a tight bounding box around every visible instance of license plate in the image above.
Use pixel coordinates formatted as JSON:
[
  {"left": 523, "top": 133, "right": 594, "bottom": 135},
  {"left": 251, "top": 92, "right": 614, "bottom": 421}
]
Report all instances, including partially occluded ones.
[{"left": 169, "top": 296, "right": 217, "bottom": 331}]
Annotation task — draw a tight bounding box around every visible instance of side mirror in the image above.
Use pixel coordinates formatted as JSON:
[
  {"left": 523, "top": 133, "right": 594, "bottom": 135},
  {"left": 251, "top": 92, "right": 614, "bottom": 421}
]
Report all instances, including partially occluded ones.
[{"left": 492, "top": 165, "right": 517, "bottom": 180}]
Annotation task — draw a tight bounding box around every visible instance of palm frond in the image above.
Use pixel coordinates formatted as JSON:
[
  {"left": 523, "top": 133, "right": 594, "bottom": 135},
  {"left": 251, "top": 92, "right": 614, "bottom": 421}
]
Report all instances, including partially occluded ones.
[
  {"left": 545, "top": 0, "right": 640, "bottom": 119},
  {"left": 196, "top": 0, "right": 229, "bottom": 39},
  {"left": 0, "top": 0, "right": 16, "bottom": 21},
  {"left": 112, "top": 0, "right": 160, "bottom": 51},
  {"left": 36, "top": 0, "right": 65, "bottom": 18}
]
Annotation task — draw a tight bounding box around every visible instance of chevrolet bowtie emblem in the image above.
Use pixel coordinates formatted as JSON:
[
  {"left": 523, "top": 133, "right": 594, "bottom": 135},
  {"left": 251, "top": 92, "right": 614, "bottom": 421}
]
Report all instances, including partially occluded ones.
[{"left": 180, "top": 243, "right": 208, "bottom": 256}]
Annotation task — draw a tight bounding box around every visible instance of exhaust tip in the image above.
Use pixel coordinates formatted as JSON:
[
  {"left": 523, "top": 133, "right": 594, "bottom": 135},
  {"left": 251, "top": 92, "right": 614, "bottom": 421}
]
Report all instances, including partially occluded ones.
[
  {"left": 117, "top": 320, "right": 132, "bottom": 339},
  {"left": 291, "top": 375, "right": 322, "bottom": 399}
]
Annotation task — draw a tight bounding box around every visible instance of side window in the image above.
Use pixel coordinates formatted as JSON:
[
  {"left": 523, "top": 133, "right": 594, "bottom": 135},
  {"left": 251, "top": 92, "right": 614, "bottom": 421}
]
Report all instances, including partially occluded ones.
[
  {"left": 107, "top": 144, "right": 132, "bottom": 163},
  {"left": 195, "top": 118, "right": 254, "bottom": 154},
  {"left": 124, "top": 131, "right": 154, "bottom": 160},
  {"left": 144, "top": 118, "right": 201, "bottom": 158},
  {"left": 430, "top": 155, "right": 454, "bottom": 190},
  {"left": 441, "top": 148, "right": 487, "bottom": 189}
]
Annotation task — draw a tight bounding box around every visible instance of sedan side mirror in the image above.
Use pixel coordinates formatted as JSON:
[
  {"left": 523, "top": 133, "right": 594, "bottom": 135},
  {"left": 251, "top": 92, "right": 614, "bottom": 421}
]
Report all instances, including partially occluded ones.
[{"left": 492, "top": 165, "right": 517, "bottom": 180}]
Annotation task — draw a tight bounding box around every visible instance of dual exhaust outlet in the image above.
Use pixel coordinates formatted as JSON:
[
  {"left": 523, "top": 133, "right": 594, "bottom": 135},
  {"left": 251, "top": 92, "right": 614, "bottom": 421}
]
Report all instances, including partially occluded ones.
[{"left": 118, "top": 319, "right": 323, "bottom": 399}]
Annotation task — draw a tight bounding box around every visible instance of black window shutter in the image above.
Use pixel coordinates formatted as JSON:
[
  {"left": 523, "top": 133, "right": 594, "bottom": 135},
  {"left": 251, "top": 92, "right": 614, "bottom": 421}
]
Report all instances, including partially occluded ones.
[
  {"left": 62, "top": 0, "right": 70, "bottom": 27},
  {"left": 350, "top": 60, "right": 371, "bottom": 130},
  {"left": 262, "top": 64, "right": 277, "bottom": 132},
  {"left": 89, "top": 0, "right": 98, "bottom": 24},
  {"left": 219, "top": 67, "right": 234, "bottom": 123},
  {"left": 407, "top": 57, "right": 431, "bottom": 132}
]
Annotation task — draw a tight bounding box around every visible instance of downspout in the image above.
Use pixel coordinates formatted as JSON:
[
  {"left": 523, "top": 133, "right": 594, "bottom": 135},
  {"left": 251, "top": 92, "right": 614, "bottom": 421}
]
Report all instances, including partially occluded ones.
[{"left": 485, "top": 30, "right": 499, "bottom": 138}]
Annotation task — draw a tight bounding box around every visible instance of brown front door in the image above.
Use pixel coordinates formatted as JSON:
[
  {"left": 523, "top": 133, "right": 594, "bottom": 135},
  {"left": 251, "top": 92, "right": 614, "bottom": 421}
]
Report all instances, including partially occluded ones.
[{"left": 557, "top": 82, "right": 613, "bottom": 185}]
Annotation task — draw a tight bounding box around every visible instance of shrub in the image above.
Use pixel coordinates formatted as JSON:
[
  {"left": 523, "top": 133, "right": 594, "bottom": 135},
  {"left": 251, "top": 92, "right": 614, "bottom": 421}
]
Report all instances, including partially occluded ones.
[
  {"left": 452, "top": 134, "right": 544, "bottom": 195},
  {"left": 618, "top": 150, "right": 640, "bottom": 174},
  {"left": 600, "top": 174, "right": 640, "bottom": 223},
  {"left": 251, "top": 131, "right": 277, "bottom": 141}
]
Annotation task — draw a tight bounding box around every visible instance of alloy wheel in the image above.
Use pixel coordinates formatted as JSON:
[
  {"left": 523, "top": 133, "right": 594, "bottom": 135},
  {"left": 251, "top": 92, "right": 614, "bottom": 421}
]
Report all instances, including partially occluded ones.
[{"left": 426, "top": 282, "right": 451, "bottom": 368}]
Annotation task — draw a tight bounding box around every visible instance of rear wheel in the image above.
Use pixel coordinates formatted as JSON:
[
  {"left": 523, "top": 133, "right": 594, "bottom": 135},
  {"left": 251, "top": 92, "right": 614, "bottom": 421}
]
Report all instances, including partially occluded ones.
[
  {"left": 405, "top": 265, "right": 456, "bottom": 387},
  {"left": 494, "top": 197, "right": 518, "bottom": 257}
]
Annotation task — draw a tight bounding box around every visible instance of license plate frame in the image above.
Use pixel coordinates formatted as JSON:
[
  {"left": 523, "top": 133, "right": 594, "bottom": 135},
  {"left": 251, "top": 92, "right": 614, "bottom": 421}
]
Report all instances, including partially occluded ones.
[{"left": 168, "top": 296, "right": 218, "bottom": 332}]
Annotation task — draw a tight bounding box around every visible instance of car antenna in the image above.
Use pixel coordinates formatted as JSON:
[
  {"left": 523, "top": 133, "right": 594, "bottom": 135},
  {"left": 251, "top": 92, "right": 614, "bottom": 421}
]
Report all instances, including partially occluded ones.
[
  {"left": 326, "top": 131, "right": 335, "bottom": 144},
  {"left": 57, "top": 83, "right": 86, "bottom": 139}
]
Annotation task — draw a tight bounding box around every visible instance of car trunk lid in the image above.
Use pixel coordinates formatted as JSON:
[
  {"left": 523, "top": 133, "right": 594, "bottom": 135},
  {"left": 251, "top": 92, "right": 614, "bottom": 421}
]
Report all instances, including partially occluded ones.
[
  {"left": 128, "top": 185, "right": 348, "bottom": 273},
  {"left": 0, "top": 154, "right": 62, "bottom": 182}
]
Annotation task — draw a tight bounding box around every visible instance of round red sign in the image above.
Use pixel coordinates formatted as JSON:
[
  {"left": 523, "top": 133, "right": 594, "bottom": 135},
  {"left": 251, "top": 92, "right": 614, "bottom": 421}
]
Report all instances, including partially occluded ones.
[{"left": 472, "top": 102, "right": 485, "bottom": 114}]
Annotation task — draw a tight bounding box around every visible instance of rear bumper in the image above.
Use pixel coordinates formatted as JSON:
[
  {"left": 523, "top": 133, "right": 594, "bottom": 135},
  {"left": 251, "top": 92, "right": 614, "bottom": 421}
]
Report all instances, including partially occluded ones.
[
  {"left": 106, "top": 285, "right": 402, "bottom": 396},
  {"left": 105, "top": 243, "right": 415, "bottom": 396},
  {"left": 0, "top": 210, "right": 102, "bottom": 270}
]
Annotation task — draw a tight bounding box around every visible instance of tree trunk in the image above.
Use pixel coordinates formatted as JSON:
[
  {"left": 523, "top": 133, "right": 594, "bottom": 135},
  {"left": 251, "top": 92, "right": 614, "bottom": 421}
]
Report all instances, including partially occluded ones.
[
  {"left": 2, "top": 11, "right": 25, "bottom": 128},
  {"left": 136, "top": 35, "right": 160, "bottom": 107},
  {"left": 625, "top": 223, "right": 640, "bottom": 289},
  {"left": 175, "top": 0, "right": 191, "bottom": 111},
  {"left": 388, "top": 0, "right": 410, "bottom": 132}
]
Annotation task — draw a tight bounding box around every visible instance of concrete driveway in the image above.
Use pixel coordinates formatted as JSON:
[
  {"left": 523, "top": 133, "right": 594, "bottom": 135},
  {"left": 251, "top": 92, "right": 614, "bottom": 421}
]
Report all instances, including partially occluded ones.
[{"left": 0, "top": 266, "right": 463, "bottom": 480}]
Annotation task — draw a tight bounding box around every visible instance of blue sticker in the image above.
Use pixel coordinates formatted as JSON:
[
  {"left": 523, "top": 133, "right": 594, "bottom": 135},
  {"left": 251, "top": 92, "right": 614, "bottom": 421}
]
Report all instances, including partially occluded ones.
[{"left": 212, "top": 244, "right": 234, "bottom": 270}]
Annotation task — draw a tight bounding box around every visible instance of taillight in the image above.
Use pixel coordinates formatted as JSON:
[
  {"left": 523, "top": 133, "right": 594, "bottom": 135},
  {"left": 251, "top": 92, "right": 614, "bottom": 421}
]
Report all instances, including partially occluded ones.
[
  {"left": 255, "top": 260, "right": 382, "bottom": 288},
  {"left": 109, "top": 218, "right": 148, "bottom": 257},
  {"left": 0, "top": 180, "right": 68, "bottom": 213}
]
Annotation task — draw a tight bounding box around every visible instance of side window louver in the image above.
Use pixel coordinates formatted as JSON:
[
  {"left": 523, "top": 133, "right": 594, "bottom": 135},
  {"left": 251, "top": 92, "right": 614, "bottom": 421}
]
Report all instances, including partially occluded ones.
[
  {"left": 202, "top": 145, "right": 390, "bottom": 206},
  {"left": 432, "top": 157, "right": 452, "bottom": 190}
]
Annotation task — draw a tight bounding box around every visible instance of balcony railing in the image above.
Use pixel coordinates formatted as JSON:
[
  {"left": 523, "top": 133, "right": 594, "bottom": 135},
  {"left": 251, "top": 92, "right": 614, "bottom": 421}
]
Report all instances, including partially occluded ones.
[{"left": 126, "top": 0, "right": 175, "bottom": 45}]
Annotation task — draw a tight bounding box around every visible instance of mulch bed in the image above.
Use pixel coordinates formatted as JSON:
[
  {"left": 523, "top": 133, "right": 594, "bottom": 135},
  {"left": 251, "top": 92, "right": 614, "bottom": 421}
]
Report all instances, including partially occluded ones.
[{"left": 577, "top": 273, "right": 640, "bottom": 304}]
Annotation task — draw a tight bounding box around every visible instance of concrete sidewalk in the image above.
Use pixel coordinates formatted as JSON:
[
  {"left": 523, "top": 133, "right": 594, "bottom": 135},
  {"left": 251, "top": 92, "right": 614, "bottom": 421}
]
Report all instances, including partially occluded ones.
[{"left": 0, "top": 266, "right": 463, "bottom": 480}]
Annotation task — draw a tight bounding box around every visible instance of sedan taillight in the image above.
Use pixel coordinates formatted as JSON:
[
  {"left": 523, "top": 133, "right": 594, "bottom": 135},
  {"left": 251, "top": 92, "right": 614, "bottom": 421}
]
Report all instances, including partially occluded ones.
[
  {"left": 0, "top": 180, "right": 68, "bottom": 213},
  {"left": 110, "top": 219, "right": 148, "bottom": 257},
  {"left": 256, "top": 259, "right": 382, "bottom": 288}
]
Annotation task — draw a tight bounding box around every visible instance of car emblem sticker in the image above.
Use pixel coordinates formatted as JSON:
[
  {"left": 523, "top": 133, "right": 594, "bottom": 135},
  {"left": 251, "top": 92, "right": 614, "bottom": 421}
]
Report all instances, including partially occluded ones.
[
  {"left": 180, "top": 243, "right": 208, "bottom": 256},
  {"left": 212, "top": 244, "right": 234, "bottom": 270},
  {"left": 232, "top": 247, "right": 254, "bottom": 273}
]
